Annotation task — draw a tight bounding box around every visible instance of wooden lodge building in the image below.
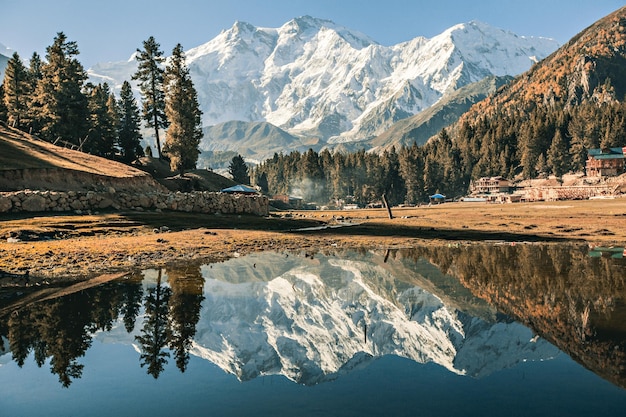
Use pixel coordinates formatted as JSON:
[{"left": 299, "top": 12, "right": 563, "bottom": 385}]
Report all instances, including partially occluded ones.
[
  {"left": 586, "top": 147, "right": 626, "bottom": 177},
  {"left": 465, "top": 176, "right": 522, "bottom": 203},
  {"left": 469, "top": 176, "right": 511, "bottom": 194}
]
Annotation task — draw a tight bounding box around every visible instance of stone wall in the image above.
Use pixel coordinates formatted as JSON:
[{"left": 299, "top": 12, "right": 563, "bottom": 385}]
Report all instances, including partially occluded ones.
[
  {"left": 520, "top": 185, "right": 614, "bottom": 201},
  {"left": 0, "top": 189, "right": 269, "bottom": 216}
]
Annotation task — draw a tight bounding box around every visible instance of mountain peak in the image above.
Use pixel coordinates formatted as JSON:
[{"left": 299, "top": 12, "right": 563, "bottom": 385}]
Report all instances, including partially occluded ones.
[
  {"left": 231, "top": 20, "right": 257, "bottom": 34},
  {"left": 84, "top": 15, "right": 560, "bottom": 155},
  {"left": 277, "top": 15, "right": 376, "bottom": 49},
  {"left": 290, "top": 15, "right": 333, "bottom": 29}
]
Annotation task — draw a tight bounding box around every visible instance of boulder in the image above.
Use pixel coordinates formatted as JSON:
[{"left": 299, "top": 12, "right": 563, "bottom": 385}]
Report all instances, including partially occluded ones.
[
  {"left": 0, "top": 196, "right": 12, "bottom": 213},
  {"left": 21, "top": 194, "right": 46, "bottom": 212}
]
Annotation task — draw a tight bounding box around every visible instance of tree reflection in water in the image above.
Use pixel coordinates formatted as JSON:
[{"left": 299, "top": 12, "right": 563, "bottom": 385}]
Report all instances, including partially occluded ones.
[
  {"left": 135, "top": 265, "right": 205, "bottom": 377},
  {"left": 0, "top": 265, "right": 205, "bottom": 386},
  {"left": 136, "top": 269, "right": 172, "bottom": 378},
  {"left": 394, "top": 243, "right": 626, "bottom": 388}
]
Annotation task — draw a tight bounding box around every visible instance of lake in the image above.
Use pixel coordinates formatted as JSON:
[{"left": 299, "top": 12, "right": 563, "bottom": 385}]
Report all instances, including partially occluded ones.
[{"left": 1, "top": 243, "right": 625, "bottom": 416}]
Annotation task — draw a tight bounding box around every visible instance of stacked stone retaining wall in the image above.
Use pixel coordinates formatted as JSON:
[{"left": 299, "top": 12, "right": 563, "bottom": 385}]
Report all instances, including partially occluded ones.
[
  {"left": 520, "top": 185, "right": 615, "bottom": 201},
  {"left": 0, "top": 189, "right": 269, "bottom": 216}
]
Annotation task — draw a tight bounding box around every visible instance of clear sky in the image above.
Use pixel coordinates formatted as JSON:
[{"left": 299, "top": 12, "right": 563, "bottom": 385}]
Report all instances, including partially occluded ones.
[{"left": 0, "top": 0, "right": 623, "bottom": 68}]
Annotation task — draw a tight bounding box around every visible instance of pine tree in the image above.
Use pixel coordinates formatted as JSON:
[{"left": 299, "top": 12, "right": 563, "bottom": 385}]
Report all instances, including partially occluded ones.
[
  {"left": 133, "top": 36, "right": 168, "bottom": 159},
  {"left": 380, "top": 146, "right": 405, "bottom": 206},
  {"left": 398, "top": 143, "right": 424, "bottom": 204},
  {"left": 162, "top": 44, "right": 203, "bottom": 173},
  {"left": 117, "top": 80, "right": 144, "bottom": 163},
  {"left": 32, "top": 33, "right": 89, "bottom": 145},
  {"left": 547, "top": 129, "right": 569, "bottom": 177},
  {"left": 85, "top": 83, "right": 118, "bottom": 157},
  {"left": 255, "top": 171, "right": 269, "bottom": 193},
  {"left": 330, "top": 152, "right": 347, "bottom": 200},
  {"left": 229, "top": 154, "right": 249, "bottom": 184},
  {"left": 2, "top": 52, "right": 30, "bottom": 130},
  {"left": 24, "top": 52, "right": 43, "bottom": 132}
]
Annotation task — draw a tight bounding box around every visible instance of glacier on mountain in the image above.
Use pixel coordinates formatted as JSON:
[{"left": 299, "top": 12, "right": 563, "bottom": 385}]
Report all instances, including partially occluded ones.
[{"left": 86, "top": 16, "right": 559, "bottom": 149}]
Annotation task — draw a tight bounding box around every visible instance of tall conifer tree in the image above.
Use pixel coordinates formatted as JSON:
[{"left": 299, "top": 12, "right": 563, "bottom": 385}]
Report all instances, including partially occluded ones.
[
  {"left": 162, "top": 44, "right": 203, "bottom": 173},
  {"left": 2, "top": 52, "right": 30, "bottom": 130},
  {"left": 33, "top": 32, "right": 89, "bottom": 145},
  {"left": 85, "top": 83, "right": 118, "bottom": 157},
  {"left": 117, "top": 80, "right": 144, "bottom": 163},
  {"left": 547, "top": 129, "right": 569, "bottom": 177},
  {"left": 229, "top": 154, "right": 250, "bottom": 184},
  {"left": 24, "top": 52, "right": 43, "bottom": 132},
  {"left": 133, "top": 36, "right": 168, "bottom": 159}
]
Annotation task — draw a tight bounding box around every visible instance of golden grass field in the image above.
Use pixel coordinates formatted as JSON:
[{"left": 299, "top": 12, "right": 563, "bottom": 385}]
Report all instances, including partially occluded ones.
[{"left": 1, "top": 198, "right": 625, "bottom": 283}]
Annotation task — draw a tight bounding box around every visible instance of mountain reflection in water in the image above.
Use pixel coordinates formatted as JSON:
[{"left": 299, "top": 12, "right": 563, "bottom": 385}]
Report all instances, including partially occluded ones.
[{"left": 1, "top": 243, "right": 625, "bottom": 414}]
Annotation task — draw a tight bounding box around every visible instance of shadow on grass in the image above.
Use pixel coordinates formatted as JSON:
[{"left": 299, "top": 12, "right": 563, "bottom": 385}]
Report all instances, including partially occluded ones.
[
  {"left": 121, "top": 211, "right": 325, "bottom": 232},
  {"left": 122, "top": 211, "right": 575, "bottom": 243},
  {"left": 288, "top": 221, "right": 576, "bottom": 243},
  {"left": 0, "top": 210, "right": 579, "bottom": 243}
]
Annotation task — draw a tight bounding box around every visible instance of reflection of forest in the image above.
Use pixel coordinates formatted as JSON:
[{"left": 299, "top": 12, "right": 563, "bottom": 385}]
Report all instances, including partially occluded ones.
[
  {"left": 0, "top": 266, "right": 205, "bottom": 387},
  {"left": 397, "top": 243, "right": 626, "bottom": 388}
]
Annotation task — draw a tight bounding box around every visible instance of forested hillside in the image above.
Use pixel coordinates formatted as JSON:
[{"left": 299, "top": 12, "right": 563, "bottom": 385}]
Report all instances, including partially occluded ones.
[{"left": 446, "top": 6, "right": 626, "bottom": 181}]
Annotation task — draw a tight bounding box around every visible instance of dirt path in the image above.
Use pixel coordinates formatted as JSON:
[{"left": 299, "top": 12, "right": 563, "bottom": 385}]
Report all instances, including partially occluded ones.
[{"left": 1, "top": 198, "right": 625, "bottom": 283}]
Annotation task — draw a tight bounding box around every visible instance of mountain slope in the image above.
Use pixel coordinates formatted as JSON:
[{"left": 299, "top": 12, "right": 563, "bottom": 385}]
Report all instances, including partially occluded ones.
[
  {"left": 201, "top": 120, "right": 320, "bottom": 161},
  {"left": 365, "top": 75, "right": 513, "bottom": 151},
  {"left": 456, "top": 6, "right": 626, "bottom": 122},
  {"left": 430, "top": 6, "right": 626, "bottom": 180},
  {"left": 86, "top": 17, "right": 558, "bottom": 154}
]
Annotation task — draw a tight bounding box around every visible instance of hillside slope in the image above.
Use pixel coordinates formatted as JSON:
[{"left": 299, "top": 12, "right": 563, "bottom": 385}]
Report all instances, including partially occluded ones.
[
  {"left": 457, "top": 6, "right": 626, "bottom": 123},
  {"left": 0, "top": 124, "right": 165, "bottom": 192},
  {"left": 201, "top": 121, "right": 321, "bottom": 162}
]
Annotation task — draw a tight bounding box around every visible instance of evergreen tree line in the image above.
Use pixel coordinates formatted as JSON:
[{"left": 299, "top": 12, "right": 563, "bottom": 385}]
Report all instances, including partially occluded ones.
[
  {"left": 253, "top": 99, "right": 626, "bottom": 206},
  {"left": 0, "top": 33, "right": 203, "bottom": 173}
]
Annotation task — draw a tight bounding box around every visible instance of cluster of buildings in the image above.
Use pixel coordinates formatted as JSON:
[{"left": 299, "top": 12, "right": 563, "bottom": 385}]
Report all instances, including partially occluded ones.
[{"left": 466, "top": 147, "right": 626, "bottom": 203}]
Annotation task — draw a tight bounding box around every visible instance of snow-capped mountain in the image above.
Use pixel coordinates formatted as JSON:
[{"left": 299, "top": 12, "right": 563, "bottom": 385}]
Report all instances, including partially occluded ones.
[
  {"left": 87, "top": 16, "right": 558, "bottom": 150},
  {"left": 94, "top": 250, "right": 559, "bottom": 385}
]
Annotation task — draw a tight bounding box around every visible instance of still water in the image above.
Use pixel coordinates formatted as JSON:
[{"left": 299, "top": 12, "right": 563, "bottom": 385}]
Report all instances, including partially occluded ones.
[{"left": 1, "top": 243, "right": 626, "bottom": 416}]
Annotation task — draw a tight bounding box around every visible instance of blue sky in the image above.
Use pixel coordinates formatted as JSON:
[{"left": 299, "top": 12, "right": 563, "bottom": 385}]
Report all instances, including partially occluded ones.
[{"left": 0, "top": 0, "right": 623, "bottom": 68}]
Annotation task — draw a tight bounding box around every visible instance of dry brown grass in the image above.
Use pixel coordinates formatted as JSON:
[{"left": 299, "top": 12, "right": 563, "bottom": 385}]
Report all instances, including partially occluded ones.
[
  {"left": 1, "top": 198, "right": 625, "bottom": 283},
  {"left": 0, "top": 125, "right": 146, "bottom": 177}
]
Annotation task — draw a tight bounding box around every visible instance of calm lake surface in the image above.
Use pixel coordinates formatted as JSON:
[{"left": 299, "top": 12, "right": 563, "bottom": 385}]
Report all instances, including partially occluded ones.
[{"left": 1, "top": 243, "right": 626, "bottom": 416}]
